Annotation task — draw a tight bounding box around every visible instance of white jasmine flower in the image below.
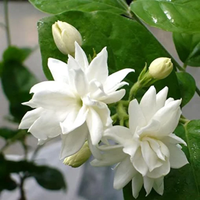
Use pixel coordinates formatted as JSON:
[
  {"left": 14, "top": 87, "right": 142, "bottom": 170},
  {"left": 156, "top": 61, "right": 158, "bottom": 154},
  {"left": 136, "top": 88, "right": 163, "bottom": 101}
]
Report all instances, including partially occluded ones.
[
  {"left": 91, "top": 86, "right": 188, "bottom": 198},
  {"left": 19, "top": 42, "right": 134, "bottom": 159}
]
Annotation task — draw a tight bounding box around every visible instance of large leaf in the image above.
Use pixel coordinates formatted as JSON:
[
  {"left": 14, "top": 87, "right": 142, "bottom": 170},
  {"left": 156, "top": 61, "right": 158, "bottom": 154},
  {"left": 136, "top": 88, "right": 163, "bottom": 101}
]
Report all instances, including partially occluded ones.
[
  {"left": 173, "top": 33, "right": 200, "bottom": 67},
  {"left": 29, "top": 0, "right": 128, "bottom": 15},
  {"left": 123, "top": 121, "right": 200, "bottom": 199},
  {"left": 38, "top": 10, "right": 180, "bottom": 99},
  {"left": 176, "top": 72, "right": 196, "bottom": 107},
  {"left": 1, "top": 47, "right": 38, "bottom": 123},
  {"left": 30, "top": 166, "right": 66, "bottom": 190},
  {"left": 131, "top": 0, "right": 200, "bottom": 33}
]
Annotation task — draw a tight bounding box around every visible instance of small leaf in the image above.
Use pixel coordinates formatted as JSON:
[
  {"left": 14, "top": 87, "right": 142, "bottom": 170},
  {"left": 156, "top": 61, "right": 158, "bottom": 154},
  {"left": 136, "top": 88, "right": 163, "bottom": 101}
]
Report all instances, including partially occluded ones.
[
  {"left": 173, "top": 32, "right": 200, "bottom": 67},
  {"left": 176, "top": 72, "right": 196, "bottom": 107},
  {"left": 3, "top": 46, "right": 32, "bottom": 63},
  {"left": 30, "top": 166, "right": 66, "bottom": 190},
  {"left": 29, "top": 0, "right": 128, "bottom": 15},
  {"left": 131, "top": 0, "right": 200, "bottom": 33}
]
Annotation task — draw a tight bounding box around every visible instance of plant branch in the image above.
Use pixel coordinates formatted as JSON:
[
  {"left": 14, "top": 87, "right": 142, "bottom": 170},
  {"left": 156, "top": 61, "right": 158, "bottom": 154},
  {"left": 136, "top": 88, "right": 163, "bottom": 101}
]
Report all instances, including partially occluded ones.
[
  {"left": 196, "top": 86, "right": 200, "bottom": 97},
  {"left": 4, "top": 0, "right": 11, "bottom": 46}
]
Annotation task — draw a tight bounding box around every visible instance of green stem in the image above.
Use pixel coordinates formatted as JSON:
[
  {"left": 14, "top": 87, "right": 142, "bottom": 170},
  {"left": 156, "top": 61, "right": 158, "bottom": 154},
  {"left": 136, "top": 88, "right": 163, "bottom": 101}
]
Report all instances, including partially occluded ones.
[
  {"left": 18, "top": 175, "right": 26, "bottom": 200},
  {"left": 4, "top": 0, "right": 11, "bottom": 46},
  {"left": 196, "top": 86, "right": 200, "bottom": 97},
  {"left": 128, "top": 81, "right": 141, "bottom": 101}
]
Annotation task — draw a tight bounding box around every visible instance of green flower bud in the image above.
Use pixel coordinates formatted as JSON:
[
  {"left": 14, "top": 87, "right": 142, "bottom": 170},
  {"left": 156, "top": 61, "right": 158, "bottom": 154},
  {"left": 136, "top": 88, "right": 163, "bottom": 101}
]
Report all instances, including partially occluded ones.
[
  {"left": 52, "top": 20, "right": 82, "bottom": 55},
  {"left": 149, "top": 57, "right": 173, "bottom": 79},
  {"left": 63, "top": 141, "right": 91, "bottom": 167}
]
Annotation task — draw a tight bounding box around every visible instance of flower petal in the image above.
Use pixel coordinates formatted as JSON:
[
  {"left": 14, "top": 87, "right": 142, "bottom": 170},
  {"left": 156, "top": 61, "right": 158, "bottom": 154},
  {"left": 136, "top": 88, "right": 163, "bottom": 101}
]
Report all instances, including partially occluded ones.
[
  {"left": 104, "top": 126, "right": 132, "bottom": 146},
  {"left": 87, "top": 47, "right": 108, "bottom": 83},
  {"left": 101, "top": 89, "right": 125, "bottom": 104},
  {"left": 91, "top": 145, "right": 126, "bottom": 167},
  {"left": 143, "top": 176, "right": 154, "bottom": 196},
  {"left": 129, "top": 99, "right": 146, "bottom": 134},
  {"left": 156, "top": 87, "right": 168, "bottom": 111},
  {"left": 28, "top": 110, "right": 63, "bottom": 140},
  {"left": 61, "top": 105, "right": 88, "bottom": 134},
  {"left": 140, "top": 86, "right": 157, "bottom": 122},
  {"left": 74, "top": 42, "right": 89, "bottom": 71},
  {"left": 86, "top": 108, "right": 104, "bottom": 145},
  {"left": 30, "top": 81, "right": 76, "bottom": 109},
  {"left": 103, "top": 68, "right": 134, "bottom": 93},
  {"left": 153, "top": 176, "right": 164, "bottom": 195},
  {"left": 114, "top": 156, "right": 137, "bottom": 190},
  {"left": 131, "top": 173, "right": 143, "bottom": 199},
  {"left": 19, "top": 107, "right": 43, "bottom": 129},
  {"left": 48, "top": 58, "right": 70, "bottom": 83},
  {"left": 59, "top": 123, "right": 88, "bottom": 159},
  {"left": 132, "top": 148, "right": 148, "bottom": 176},
  {"left": 141, "top": 140, "right": 163, "bottom": 172},
  {"left": 167, "top": 143, "right": 189, "bottom": 168}
]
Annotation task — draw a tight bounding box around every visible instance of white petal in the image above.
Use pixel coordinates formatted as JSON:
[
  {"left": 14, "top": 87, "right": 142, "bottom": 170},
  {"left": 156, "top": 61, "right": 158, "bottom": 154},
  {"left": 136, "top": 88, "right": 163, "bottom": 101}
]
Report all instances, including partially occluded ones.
[
  {"left": 167, "top": 143, "right": 189, "bottom": 168},
  {"left": 30, "top": 81, "right": 76, "bottom": 109},
  {"left": 104, "top": 126, "right": 132, "bottom": 146},
  {"left": 75, "top": 42, "right": 89, "bottom": 71},
  {"left": 156, "top": 87, "right": 168, "bottom": 111},
  {"left": 59, "top": 123, "right": 88, "bottom": 159},
  {"left": 132, "top": 148, "right": 148, "bottom": 176},
  {"left": 104, "top": 68, "right": 134, "bottom": 93},
  {"left": 87, "top": 47, "right": 108, "bottom": 83},
  {"left": 152, "top": 100, "right": 182, "bottom": 137},
  {"left": 73, "top": 69, "right": 88, "bottom": 96},
  {"left": 141, "top": 140, "right": 163, "bottom": 172},
  {"left": 114, "top": 156, "right": 137, "bottom": 190},
  {"left": 131, "top": 173, "right": 143, "bottom": 199},
  {"left": 153, "top": 176, "right": 164, "bottom": 195},
  {"left": 67, "top": 55, "right": 80, "bottom": 70},
  {"left": 91, "top": 145, "right": 126, "bottom": 167},
  {"left": 143, "top": 176, "right": 154, "bottom": 196},
  {"left": 140, "top": 86, "right": 157, "bottom": 122},
  {"left": 129, "top": 99, "right": 146, "bottom": 134},
  {"left": 19, "top": 107, "right": 43, "bottom": 129},
  {"left": 123, "top": 141, "right": 139, "bottom": 158},
  {"left": 147, "top": 159, "right": 170, "bottom": 179},
  {"left": 48, "top": 58, "right": 69, "bottom": 83},
  {"left": 101, "top": 89, "right": 125, "bottom": 104},
  {"left": 28, "top": 110, "right": 63, "bottom": 140},
  {"left": 164, "top": 133, "right": 187, "bottom": 146},
  {"left": 86, "top": 108, "right": 104, "bottom": 145},
  {"left": 61, "top": 105, "right": 88, "bottom": 134},
  {"left": 88, "top": 137, "right": 102, "bottom": 160}
]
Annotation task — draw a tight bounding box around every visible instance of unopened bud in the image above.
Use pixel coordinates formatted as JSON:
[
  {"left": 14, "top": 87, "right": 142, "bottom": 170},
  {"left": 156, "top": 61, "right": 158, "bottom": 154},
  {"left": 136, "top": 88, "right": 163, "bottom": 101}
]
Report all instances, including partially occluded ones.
[
  {"left": 149, "top": 57, "right": 173, "bottom": 79},
  {"left": 63, "top": 141, "right": 91, "bottom": 167},
  {"left": 52, "top": 21, "right": 82, "bottom": 55}
]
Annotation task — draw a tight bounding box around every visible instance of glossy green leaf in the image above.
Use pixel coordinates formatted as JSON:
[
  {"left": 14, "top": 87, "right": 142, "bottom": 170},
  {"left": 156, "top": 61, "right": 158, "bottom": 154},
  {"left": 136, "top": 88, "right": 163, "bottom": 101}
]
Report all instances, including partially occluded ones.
[
  {"left": 123, "top": 121, "right": 200, "bottom": 199},
  {"left": 30, "top": 166, "right": 66, "bottom": 190},
  {"left": 176, "top": 72, "right": 196, "bottom": 107},
  {"left": 37, "top": 10, "right": 180, "bottom": 99},
  {"left": 173, "top": 33, "right": 200, "bottom": 67},
  {"left": 131, "top": 0, "right": 200, "bottom": 33},
  {"left": 29, "top": 0, "right": 128, "bottom": 15}
]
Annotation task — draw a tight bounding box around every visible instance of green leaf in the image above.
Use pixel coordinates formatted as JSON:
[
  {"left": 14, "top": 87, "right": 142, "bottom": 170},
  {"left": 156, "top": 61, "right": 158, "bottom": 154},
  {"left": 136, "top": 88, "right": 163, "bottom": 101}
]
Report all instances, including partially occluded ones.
[
  {"left": 1, "top": 46, "right": 37, "bottom": 122},
  {"left": 30, "top": 166, "right": 66, "bottom": 190},
  {"left": 123, "top": 121, "right": 200, "bottom": 199},
  {"left": 37, "top": 10, "right": 180, "bottom": 99},
  {"left": 131, "top": 0, "right": 200, "bottom": 33},
  {"left": 176, "top": 72, "right": 196, "bottom": 107},
  {"left": 29, "top": 0, "right": 128, "bottom": 15},
  {"left": 173, "top": 32, "right": 200, "bottom": 67},
  {"left": 3, "top": 46, "right": 32, "bottom": 63},
  {"left": 0, "top": 128, "right": 18, "bottom": 140}
]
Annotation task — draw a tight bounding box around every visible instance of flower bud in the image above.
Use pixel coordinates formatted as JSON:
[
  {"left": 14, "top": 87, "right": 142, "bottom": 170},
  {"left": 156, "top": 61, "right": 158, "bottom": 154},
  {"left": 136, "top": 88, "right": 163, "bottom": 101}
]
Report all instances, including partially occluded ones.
[
  {"left": 63, "top": 141, "right": 91, "bottom": 167},
  {"left": 149, "top": 57, "right": 173, "bottom": 79},
  {"left": 52, "top": 20, "right": 82, "bottom": 55}
]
